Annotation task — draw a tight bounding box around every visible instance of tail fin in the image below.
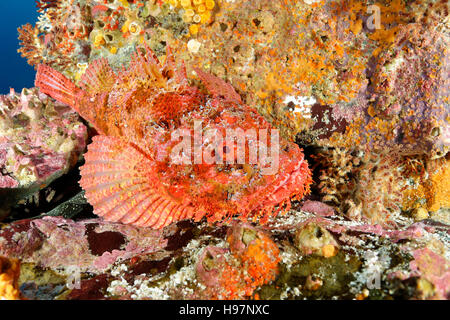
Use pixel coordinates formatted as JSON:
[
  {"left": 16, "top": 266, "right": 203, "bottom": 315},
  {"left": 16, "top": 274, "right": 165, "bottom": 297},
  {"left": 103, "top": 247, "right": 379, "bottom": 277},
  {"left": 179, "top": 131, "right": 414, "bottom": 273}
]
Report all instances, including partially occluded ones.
[{"left": 35, "top": 64, "right": 81, "bottom": 108}]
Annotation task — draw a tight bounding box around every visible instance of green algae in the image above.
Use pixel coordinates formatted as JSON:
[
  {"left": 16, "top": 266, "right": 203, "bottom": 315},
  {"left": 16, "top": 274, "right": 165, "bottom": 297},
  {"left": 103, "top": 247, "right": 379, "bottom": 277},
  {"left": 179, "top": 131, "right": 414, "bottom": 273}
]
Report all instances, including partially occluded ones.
[{"left": 258, "top": 251, "right": 362, "bottom": 299}]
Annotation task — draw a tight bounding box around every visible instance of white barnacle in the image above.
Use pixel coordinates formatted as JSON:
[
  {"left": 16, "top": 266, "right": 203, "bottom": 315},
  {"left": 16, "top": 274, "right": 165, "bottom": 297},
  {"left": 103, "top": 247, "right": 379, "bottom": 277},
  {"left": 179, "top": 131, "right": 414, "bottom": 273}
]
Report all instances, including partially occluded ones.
[{"left": 187, "top": 39, "right": 202, "bottom": 54}]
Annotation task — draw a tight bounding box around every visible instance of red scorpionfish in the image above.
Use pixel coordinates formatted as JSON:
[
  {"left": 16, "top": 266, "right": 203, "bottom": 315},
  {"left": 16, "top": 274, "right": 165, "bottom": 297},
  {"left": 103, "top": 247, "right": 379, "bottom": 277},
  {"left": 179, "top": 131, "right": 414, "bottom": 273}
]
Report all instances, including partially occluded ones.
[{"left": 35, "top": 45, "right": 312, "bottom": 229}]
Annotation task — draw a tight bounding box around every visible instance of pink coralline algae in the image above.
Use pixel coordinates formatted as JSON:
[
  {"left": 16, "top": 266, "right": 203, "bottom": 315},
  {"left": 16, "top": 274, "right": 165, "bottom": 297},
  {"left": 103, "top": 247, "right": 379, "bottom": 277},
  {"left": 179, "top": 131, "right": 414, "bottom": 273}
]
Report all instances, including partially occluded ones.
[
  {"left": 409, "top": 248, "right": 450, "bottom": 300},
  {"left": 389, "top": 247, "right": 450, "bottom": 300},
  {"left": 0, "top": 206, "right": 446, "bottom": 300},
  {"left": 0, "top": 88, "right": 88, "bottom": 218},
  {"left": 300, "top": 200, "right": 335, "bottom": 217},
  {"left": 311, "top": 23, "right": 449, "bottom": 158},
  {"left": 195, "top": 246, "right": 228, "bottom": 288},
  {"left": 0, "top": 216, "right": 167, "bottom": 273}
]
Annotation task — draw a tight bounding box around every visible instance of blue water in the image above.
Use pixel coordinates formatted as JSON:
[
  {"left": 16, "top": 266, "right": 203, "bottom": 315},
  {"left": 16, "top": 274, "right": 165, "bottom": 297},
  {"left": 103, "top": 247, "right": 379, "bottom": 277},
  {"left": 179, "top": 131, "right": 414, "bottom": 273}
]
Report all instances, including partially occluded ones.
[{"left": 0, "top": 1, "right": 39, "bottom": 94}]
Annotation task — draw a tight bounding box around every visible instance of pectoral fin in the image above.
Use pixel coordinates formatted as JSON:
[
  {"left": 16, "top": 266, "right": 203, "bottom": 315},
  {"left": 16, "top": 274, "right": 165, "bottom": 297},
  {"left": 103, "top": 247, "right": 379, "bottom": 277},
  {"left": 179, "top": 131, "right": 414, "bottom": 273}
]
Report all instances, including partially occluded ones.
[{"left": 79, "top": 135, "right": 194, "bottom": 229}]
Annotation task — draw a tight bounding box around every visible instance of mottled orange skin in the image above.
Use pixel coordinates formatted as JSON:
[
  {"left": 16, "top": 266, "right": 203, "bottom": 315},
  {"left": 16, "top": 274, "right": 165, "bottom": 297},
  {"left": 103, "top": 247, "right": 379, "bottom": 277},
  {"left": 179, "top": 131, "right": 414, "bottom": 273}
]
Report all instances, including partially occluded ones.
[{"left": 35, "top": 45, "right": 312, "bottom": 229}]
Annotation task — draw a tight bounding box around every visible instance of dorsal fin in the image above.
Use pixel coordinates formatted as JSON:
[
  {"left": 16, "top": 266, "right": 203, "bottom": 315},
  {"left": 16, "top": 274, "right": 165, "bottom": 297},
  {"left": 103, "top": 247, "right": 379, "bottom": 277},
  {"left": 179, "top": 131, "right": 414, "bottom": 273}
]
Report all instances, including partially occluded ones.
[
  {"left": 116, "top": 44, "right": 188, "bottom": 90},
  {"left": 163, "top": 46, "right": 188, "bottom": 86},
  {"left": 118, "top": 43, "right": 166, "bottom": 88},
  {"left": 143, "top": 43, "right": 162, "bottom": 69},
  {"left": 35, "top": 64, "right": 109, "bottom": 134},
  {"left": 35, "top": 64, "right": 81, "bottom": 108},
  {"left": 79, "top": 58, "right": 116, "bottom": 94},
  {"left": 194, "top": 68, "right": 242, "bottom": 104}
]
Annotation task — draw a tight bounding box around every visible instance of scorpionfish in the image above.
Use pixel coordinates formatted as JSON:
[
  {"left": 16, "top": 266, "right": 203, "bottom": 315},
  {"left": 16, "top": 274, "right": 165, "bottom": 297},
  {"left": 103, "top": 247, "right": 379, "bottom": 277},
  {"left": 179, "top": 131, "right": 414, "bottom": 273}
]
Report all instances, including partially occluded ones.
[{"left": 35, "top": 45, "right": 312, "bottom": 229}]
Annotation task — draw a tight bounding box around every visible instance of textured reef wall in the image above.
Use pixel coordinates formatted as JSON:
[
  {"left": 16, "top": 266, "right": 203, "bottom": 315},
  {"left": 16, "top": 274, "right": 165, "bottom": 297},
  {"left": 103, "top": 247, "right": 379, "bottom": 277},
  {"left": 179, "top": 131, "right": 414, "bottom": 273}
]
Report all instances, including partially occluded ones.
[
  {"left": 0, "top": 0, "right": 448, "bottom": 300},
  {"left": 0, "top": 87, "right": 87, "bottom": 220},
  {"left": 16, "top": 0, "right": 449, "bottom": 223},
  {"left": 0, "top": 207, "right": 448, "bottom": 300}
]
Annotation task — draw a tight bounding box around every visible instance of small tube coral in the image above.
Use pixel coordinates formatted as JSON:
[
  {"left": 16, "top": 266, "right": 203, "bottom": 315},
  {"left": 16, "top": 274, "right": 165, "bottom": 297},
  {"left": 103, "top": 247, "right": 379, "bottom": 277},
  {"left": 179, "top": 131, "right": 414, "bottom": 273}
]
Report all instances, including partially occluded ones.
[{"left": 294, "top": 221, "right": 339, "bottom": 257}]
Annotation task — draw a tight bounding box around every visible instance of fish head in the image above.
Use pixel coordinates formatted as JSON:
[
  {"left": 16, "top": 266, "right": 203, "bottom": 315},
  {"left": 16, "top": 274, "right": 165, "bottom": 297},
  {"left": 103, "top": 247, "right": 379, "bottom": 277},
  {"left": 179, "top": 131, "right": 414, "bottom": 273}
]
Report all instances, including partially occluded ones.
[{"left": 159, "top": 96, "right": 312, "bottom": 224}]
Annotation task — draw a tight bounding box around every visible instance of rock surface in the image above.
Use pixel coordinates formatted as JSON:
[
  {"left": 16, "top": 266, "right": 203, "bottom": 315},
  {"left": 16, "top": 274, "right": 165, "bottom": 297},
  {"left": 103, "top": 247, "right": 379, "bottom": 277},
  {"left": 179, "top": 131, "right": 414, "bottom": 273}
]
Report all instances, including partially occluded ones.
[
  {"left": 0, "top": 204, "right": 448, "bottom": 300},
  {"left": 0, "top": 88, "right": 88, "bottom": 220}
]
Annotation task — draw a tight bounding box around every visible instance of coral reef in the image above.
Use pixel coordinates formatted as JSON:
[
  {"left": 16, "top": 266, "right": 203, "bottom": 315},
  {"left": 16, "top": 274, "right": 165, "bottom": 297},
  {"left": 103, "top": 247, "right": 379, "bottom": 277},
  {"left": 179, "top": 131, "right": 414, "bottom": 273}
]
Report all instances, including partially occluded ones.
[
  {"left": 0, "top": 216, "right": 167, "bottom": 274},
  {"left": 194, "top": 223, "right": 281, "bottom": 299},
  {"left": 0, "top": 207, "right": 448, "bottom": 300},
  {"left": 294, "top": 221, "right": 339, "bottom": 257},
  {"left": 313, "top": 151, "right": 450, "bottom": 226},
  {"left": 2, "top": 0, "right": 449, "bottom": 300},
  {"left": 18, "top": 1, "right": 449, "bottom": 154},
  {"left": 0, "top": 87, "right": 87, "bottom": 220},
  {"left": 325, "top": 22, "right": 449, "bottom": 159},
  {"left": 403, "top": 155, "right": 450, "bottom": 215},
  {"left": 0, "top": 88, "right": 87, "bottom": 188},
  {"left": 18, "top": 0, "right": 216, "bottom": 80},
  {"left": 18, "top": 0, "right": 449, "bottom": 227},
  {"left": 353, "top": 154, "right": 407, "bottom": 226}
]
